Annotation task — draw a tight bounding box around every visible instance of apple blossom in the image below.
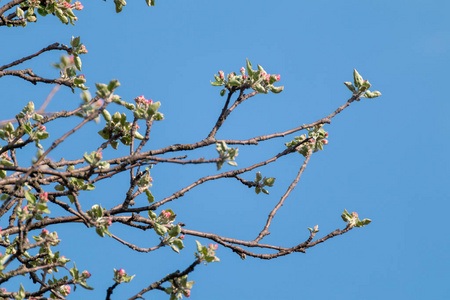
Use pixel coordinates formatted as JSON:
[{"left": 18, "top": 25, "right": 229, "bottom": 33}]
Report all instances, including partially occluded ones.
[
  {"left": 79, "top": 45, "right": 88, "bottom": 54},
  {"left": 72, "top": 1, "right": 84, "bottom": 10},
  {"left": 82, "top": 270, "right": 91, "bottom": 278},
  {"left": 40, "top": 192, "right": 49, "bottom": 202}
]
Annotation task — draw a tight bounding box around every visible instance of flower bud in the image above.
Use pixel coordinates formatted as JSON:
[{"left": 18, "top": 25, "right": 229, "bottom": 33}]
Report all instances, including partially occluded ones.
[
  {"left": 82, "top": 270, "right": 91, "bottom": 278},
  {"left": 118, "top": 269, "right": 126, "bottom": 277}
]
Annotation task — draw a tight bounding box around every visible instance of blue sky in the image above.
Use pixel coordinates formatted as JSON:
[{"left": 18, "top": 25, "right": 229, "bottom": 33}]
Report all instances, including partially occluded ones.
[{"left": 1, "top": 0, "right": 449, "bottom": 299}]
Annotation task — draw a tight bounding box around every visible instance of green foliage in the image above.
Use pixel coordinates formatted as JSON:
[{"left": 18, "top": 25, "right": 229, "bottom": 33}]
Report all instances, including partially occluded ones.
[
  {"left": 254, "top": 171, "right": 276, "bottom": 195},
  {"left": 215, "top": 141, "right": 238, "bottom": 170},
  {"left": 285, "top": 125, "right": 329, "bottom": 157},
  {"left": 344, "top": 69, "right": 382, "bottom": 100},
  {"left": 211, "top": 59, "right": 284, "bottom": 95}
]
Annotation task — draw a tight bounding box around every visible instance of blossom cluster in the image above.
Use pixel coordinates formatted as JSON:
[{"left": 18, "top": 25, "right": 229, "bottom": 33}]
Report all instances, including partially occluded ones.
[
  {"left": 211, "top": 59, "right": 284, "bottom": 95},
  {"left": 59, "top": 0, "right": 83, "bottom": 11},
  {"left": 134, "top": 95, "right": 154, "bottom": 107}
]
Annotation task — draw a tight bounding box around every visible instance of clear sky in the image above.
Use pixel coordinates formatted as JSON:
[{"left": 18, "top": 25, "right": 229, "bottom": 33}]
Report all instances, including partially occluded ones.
[{"left": 1, "top": 0, "right": 449, "bottom": 299}]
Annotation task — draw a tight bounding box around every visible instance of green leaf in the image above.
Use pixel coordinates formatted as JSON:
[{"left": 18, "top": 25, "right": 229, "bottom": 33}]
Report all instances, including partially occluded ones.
[
  {"left": 228, "top": 78, "right": 241, "bottom": 86},
  {"left": 168, "top": 225, "right": 181, "bottom": 237},
  {"left": 98, "top": 161, "right": 110, "bottom": 170},
  {"left": 55, "top": 184, "right": 65, "bottom": 191},
  {"left": 107, "top": 79, "right": 120, "bottom": 91},
  {"left": 269, "top": 85, "right": 284, "bottom": 93},
  {"left": 79, "top": 281, "right": 94, "bottom": 290},
  {"left": 74, "top": 55, "right": 82, "bottom": 71},
  {"left": 134, "top": 131, "right": 144, "bottom": 140},
  {"left": 148, "top": 210, "right": 157, "bottom": 220},
  {"left": 255, "top": 172, "right": 262, "bottom": 182},
  {"left": 246, "top": 58, "right": 254, "bottom": 76},
  {"left": 253, "top": 83, "right": 267, "bottom": 94},
  {"left": 153, "top": 223, "right": 167, "bottom": 236},
  {"left": 210, "top": 80, "right": 224, "bottom": 86},
  {"left": 257, "top": 64, "right": 266, "bottom": 75},
  {"left": 344, "top": 81, "right": 356, "bottom": 92},
  {"left": 172, "top": 239, "right": 184, "bottom": 250},
  {"left": 84, "top": 183, "right": 96, "bottom": 191},
  {"left": 263, "top": 177, "right": 276, "bottom": 187},
  {"left": 353, "top": 69, "right": 364, "bottom": 88},
  {"left": 147, "top": 101, "right": 161, "bottom": 116},
  {"left": 195, "top": 240, "right": 203, "bottom": 252},
  {"left": 71, "top": 36, "right": 81, "bottom": 48},
  {"left": 1, "top": 159, "right": 14, "bottom": 166},
  {"left": 364, "top": 90, "right": 382, "bottom": 98},
  {"left": 145, "top": 189, "right": 154, "bottom": 203}
]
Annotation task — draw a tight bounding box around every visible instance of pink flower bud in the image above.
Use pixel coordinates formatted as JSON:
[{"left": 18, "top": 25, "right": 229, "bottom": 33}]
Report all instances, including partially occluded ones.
[
  {"left": 161, "top": 210, "right": 171, "bottom": 218},
  {"left": 240, "top": 67, "right": 245, "bottom": 75},
  {"left": 134, "top": 95, "right": 145, "bottom": 102},
  {"left": 82, "top": 270, "right": 91, "bottom": 278},
  {"left": 63, "top": 2, "right": 71, "bottom": 9},
  {"left": 23, "top": 205, "right": 28, "bottom": 213},
  {"left": 276, "top": 74, "right": 281, "bottom": 81},
  {"left": 79, "top": 45, "right": 88, "bottom": 54},
  {"left": 322, "top": 139, "right": 328, "bottom": 145},
  {"left": 42, "top": 228, "right": 49, "bottom": 235},
  {"left": 72, "top": 1, "right": 83, "bottom": 10},
  {"left": 325, "top": 132, "right": 328, "bottom": 138},
  {"left": 351, "top": 212, "right": 358, "bottom": 218},
  {"left": 218, "top": 71, "right": 224, "bottom": 79},
  {"left": 310, "top": 139, "right": 315, "bottom": 143},
  {"left": 69, "top": 55, "right": 74, "bottom": 64},
  {"left": 179, "top": 235, "right": 185, "bottom": 239},
  {"left": 243, "top": 75, "right": 248, "bottom": 79},
  {"left": 118, "top": 269, "right": 126, "bottom": 277},
  {"left": 147, "top": 99, "right": 153, "bottom": 105},
  {"left": 96, "top": 152, "right": 103, "bottom": 160},
  {"left": 78, "top": 74, "right": 85, "bottom": 79},
  {"left": 94, "top": 99, "right": 104, "bottom": 108},
  {"left": 107, "top": 217, "right": 112, "bottom": 226},
  {"left": 185, "top": 289, "right": 191, "bottom": 297},
  {"left": 40, "top": 192, "right": 49, "bottom": 202},
  {"left": 38, "top": 125, "right": 46, "bottom": 131},
  {"left": 64, "top": 285, "right": 71, "bottom": 295}
]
